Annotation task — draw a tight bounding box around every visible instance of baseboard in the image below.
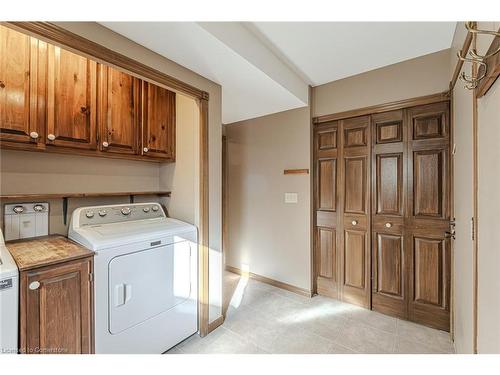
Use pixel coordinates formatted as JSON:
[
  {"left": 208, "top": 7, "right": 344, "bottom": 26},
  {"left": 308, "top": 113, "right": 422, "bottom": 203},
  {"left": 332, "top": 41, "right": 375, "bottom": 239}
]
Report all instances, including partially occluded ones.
[{"left": 225, "top": 265, "right": 312, "bottom": 298}]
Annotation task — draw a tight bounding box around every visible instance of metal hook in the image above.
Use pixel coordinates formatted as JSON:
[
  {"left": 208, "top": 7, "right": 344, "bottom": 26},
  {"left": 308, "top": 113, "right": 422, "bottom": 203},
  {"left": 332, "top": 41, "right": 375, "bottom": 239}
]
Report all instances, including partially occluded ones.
[
  {"left": 465, "top": 21, "right": 500, "bottom": 60},
  {"left": 457, "top": 51, "right": 488, "bottom": 89}
]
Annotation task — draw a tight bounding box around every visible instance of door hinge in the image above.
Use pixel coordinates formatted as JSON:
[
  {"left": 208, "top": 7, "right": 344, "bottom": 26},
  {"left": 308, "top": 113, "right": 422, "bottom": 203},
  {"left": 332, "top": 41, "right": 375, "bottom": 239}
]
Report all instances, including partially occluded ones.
[{"left": 89, "top": 273, "right": 94, "bottom": 282}]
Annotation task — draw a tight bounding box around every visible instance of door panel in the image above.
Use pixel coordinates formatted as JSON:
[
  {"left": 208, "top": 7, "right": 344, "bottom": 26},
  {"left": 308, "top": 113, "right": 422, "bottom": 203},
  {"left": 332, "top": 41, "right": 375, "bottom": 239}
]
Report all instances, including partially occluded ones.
[
  {"left": 0, "top": 26, "right": 43, "bottom": 148},
  {"left": 375, "top": 233, "right": 403, "bottom": 297},
  {"left": 314, "top": 122, "right": 340, "bottom": 298},
  {"left": 344, "top": 156, "right": 367, "bottom": 214},
  {"left": 46, "top": 45, "right": 97, "bottom": 149},
  {"left": 413, "top": 150, "right": 446, "bottom": 218},
  {"left": 142, "top": 82, "right": 176, "bottom": 160},
  {"left": 344, "top": 230, "right": 366, "bottom": 289},
  {"left": 340, "top": 116, "right": 371, "bottom": 308},
  {"left": 98, "top": 66, "right": 141, "bottom": 154},
  {"left": 318, "top": 159, "right": 336, "bottom": 211},
  {"left": 376, "top": 153, "right": 403, "bottom": 215}
]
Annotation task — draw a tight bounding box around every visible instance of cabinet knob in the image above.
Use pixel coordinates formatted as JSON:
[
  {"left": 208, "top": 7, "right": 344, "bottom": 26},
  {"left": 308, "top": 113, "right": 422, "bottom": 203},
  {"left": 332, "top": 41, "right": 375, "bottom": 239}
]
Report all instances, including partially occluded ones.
[
  {"left": 29, "top": 281, "right": 40, "bottom": 290},
  {"left": 47, "top": 133, "right": 56, "bottom": 141},
  {"left": 30, "top": 131, "right": 39, "bottom": 139},
  {"left": 385, "top": 222, "right": 392, "bottom": 228},
  {"left": 102, "top": 141, "right": 109, "bottom": 148},
  {"left": 143, "top": 147, "right": 149, "bottom": 153},
  {"left": 13, "top": 205, "right": 24, "bottom": 214},
  {"left": 0, "top": 80, "right": 5, "bottom": 89},
  {"left": 351, "top": 220, "right": 358, "bottom": 226}
]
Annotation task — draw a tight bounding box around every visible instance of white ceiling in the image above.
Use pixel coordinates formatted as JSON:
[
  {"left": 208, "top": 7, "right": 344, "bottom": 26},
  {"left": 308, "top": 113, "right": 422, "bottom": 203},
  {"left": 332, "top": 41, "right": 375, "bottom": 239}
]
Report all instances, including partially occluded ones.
[{"left": 100, "top": 22, "right": 456, "bottom": 124}]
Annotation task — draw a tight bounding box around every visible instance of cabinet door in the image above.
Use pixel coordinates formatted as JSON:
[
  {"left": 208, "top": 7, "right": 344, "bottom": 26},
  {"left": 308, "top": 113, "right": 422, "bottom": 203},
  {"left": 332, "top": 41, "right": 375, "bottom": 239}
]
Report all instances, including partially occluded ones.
[
  {"left": 0, "top": 26, "right": 44, "bottom": 148},
  {"left": 142, "top": 82, "right": 176, "bottom": 160},
  {"left": 340, "top": 116, "right": 371, "bottom": 308},
  {"left": 407, "top": 101, "right": 451, "bottom": 331},
  {"left": 21, "top": 258, "right": 93, "bottom": 354},
  {"left": 98, "top": 66, "right": 141, "bottom": 154},
  {"left": 371, "top": 110, "right": 408, "bottom": 318},
  {"left": 314, "top": 122, "right": 340, "bottom": 298},
  {"left": 46, "top": 45, "right": 97, "bottom": 150}
]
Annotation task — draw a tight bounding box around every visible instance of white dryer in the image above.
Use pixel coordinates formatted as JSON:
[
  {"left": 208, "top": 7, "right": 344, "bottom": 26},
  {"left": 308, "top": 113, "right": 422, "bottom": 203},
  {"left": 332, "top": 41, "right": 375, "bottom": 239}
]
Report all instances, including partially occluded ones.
[{"left": 69, "top": 202, "right": 198, "bottom": 354}]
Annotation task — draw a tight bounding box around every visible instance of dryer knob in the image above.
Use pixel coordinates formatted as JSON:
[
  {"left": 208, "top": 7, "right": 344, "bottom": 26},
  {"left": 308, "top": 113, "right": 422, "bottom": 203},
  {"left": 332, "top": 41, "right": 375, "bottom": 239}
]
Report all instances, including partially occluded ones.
[
  {"left": 121, "top": 207, "right": 131, "bottom": 216},
  {"left": 86, "top": 211, "right": 95, "bottom": 218},
  {"left": 33, "top": 204, "right": 44, "bottom": 212},
  {"left": 143, "top": 207, "right": 150, "bottom": 213},
  {"left": 98, "top": 210, "right": 107, "bottom": 217},
  {"left": 151, "top": 205, "right": 159, "bottom": 212}
]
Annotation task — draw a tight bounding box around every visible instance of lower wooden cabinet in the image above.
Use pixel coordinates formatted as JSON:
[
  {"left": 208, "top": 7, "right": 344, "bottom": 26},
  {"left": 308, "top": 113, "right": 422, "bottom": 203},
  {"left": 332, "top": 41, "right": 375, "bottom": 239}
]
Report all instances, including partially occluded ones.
[{"left": 19, "top": 257, "right": 93, "bottom": 354}]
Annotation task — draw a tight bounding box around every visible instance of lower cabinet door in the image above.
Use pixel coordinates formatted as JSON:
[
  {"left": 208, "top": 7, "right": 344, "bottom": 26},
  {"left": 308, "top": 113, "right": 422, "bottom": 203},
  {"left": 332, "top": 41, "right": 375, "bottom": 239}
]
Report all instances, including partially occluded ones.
[{"left": 21, "top": 258, "right": 93, "bottom": 354}]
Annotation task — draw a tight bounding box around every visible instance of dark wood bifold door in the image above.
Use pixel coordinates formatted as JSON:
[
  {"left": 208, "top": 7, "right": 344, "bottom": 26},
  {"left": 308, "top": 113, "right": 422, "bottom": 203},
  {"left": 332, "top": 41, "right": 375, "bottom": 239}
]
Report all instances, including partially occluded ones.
[
  {"left": 314, "top": 99, "right": 451, "bottom": 331},
  {"left": 407, "top": 102, "right": 451, "bottom": 331},
  {"left": 340, "top": 116, "right": 371, "bottom": 308},
  {"left": 371, "top": 110, "right": 407, "bottom": 318},
  {"left": 314, "top": 122, "right": 340, "bottom": 299}
]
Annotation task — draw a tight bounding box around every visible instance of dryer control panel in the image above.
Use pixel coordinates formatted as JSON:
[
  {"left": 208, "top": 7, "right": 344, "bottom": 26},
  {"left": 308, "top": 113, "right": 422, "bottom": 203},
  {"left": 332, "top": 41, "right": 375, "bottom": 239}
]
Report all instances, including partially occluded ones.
[{"left": 76, "top": 203, "right": 166, "bottom": 227}]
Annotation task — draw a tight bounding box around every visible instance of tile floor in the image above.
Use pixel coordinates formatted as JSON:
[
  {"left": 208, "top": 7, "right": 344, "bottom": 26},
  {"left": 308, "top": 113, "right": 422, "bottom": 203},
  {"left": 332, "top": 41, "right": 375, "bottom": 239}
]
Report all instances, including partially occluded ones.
[{"left": 168, "top": 272, "right": 455, "bottom": 354}]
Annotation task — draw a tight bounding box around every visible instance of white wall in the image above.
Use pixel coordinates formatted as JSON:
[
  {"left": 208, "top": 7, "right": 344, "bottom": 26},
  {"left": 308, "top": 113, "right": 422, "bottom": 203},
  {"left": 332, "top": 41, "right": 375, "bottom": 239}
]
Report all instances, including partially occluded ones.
[{"left": 225, "top": 106, "right": 311, "bottom": 290}]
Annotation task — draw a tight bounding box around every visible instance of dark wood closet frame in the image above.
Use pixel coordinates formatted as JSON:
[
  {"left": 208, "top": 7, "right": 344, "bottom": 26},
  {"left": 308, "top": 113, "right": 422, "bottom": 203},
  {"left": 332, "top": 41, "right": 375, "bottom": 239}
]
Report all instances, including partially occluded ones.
[
  {"left": 311, "top": 91, "right": 454, "bottom": 331},
  {"left": 1, "top": 22, "right": 212, "bottom": 337}
]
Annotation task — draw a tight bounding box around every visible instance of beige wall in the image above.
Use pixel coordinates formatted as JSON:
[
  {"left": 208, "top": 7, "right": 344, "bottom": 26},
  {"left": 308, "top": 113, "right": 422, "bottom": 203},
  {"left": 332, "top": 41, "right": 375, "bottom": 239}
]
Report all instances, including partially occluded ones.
[
  {"left": 450, "top": 21, "right": 500, "bottom": 354},
  {"left": 1, "top": 22, "right": 223, "bottom": 323},
  {"left": 225, "top": 106, "right": 311, "bottom": 290},
  {"left": 313, "top": 49, "right": 451, "bottom": 117},
  {"left": 450, "top": 22, "right": 474, "bottom": 354}
]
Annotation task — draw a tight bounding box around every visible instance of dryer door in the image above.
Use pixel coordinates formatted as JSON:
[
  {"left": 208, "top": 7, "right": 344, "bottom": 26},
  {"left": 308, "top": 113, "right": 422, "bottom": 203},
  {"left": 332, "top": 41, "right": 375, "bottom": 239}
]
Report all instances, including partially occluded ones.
[{"left": 108, "top": 241, "right": 192, "bottom": 334}]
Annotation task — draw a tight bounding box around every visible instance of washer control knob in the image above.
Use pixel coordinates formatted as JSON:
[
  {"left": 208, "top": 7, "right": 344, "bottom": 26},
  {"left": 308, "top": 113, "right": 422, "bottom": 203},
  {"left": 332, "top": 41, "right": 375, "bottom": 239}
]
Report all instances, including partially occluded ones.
[
  {"left": 33, "top": 204, "right": 44, "bottom": 212},
  {"left": 143, "top": 207, "right": 150, "bottom": 213},
  {"left": 85, "top": 211, "right": 95, "bottom": 218},
  {"left": 121, "top": 207, "right": 131, "bottom": 216},
  {"left": 98, "top": 210, "right": 107, "bottom": 217},
  {"left": 151, "top": 205, "right": 159, "bottom": 212},
  {"left": 13, "top": 205, "right": 24, "bottom": 214}
]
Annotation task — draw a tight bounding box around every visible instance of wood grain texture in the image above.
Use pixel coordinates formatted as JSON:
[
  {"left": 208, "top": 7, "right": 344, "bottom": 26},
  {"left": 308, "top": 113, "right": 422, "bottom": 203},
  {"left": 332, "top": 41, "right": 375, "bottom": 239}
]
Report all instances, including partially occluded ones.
[
  {"left": 3, "top": 22, "right": 207, "bottom": 100},
  {"left": 98, "top": 65, "right": 141, "bottom": 154},
  {"left": 283, "top": 168, "right": 309, "bottom": 175},
  {"left": 313, "top": 92, "right": 449, "bottom": 124},
  {"left": 142, "top": 82, "right": 176, "bottom": 160},
  {"left": 20, "top": 257, "right": 93, "bottom": 354},
  {"left": 6, "top": 235, "right": 93, "bottom": 271}
]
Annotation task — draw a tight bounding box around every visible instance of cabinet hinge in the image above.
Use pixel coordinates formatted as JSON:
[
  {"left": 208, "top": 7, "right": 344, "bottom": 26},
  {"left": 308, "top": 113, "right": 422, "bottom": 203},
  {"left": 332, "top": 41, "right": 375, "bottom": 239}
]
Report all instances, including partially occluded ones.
[{"left": 471, "top": 217, "right": 475, "bottom": 241}]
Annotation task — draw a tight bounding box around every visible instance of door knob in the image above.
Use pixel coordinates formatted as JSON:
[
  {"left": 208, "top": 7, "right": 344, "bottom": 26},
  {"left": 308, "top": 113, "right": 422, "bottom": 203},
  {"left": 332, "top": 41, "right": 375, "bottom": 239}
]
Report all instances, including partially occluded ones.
[
  {"left": 143, "top": 147, "right": 149, "bottom": 153},
  {"left": 385, "top": 222, "right": 392, "bottom": 228},
  {"left": 351, "top": 220, "right": 358, "bottom": 226},
  {"left": 29, "top": 281, "right": 40, "bottom": 290},
  {"left": 30, "top": 131, "right": 39, "bottom": 139},
  {"left": 47, "top": 134, "right": 56, "bottom": 141},
  {"left": 102, "top": 141, "right": 109, "bottom": 148}
]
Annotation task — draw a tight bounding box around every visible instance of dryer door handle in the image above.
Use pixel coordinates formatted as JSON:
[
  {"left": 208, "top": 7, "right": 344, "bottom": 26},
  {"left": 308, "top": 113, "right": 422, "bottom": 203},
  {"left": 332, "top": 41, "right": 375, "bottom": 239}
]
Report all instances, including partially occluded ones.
[{"left": 114, "top": 283, "right": 132, "bottom": 307}]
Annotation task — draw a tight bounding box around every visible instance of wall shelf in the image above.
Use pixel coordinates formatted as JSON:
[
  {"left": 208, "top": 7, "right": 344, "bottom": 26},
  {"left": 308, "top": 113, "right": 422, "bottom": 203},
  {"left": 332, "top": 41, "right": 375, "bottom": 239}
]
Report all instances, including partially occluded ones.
[{"left": 1, "top": 191, "right": 171, "bottom": 225}]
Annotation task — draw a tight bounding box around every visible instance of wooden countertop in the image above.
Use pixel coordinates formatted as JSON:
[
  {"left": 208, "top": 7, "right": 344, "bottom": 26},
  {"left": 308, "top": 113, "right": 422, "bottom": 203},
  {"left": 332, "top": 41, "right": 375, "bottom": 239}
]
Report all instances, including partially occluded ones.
[{"left": 6, "top": 235, "right": 93, "bottom": 272}]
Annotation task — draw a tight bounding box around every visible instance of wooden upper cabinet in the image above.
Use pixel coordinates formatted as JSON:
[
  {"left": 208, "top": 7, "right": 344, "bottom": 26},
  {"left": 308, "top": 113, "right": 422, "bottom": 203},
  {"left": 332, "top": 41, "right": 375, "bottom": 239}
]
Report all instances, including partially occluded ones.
[
  {"left": 45, "top": 45, "right": 97, "bottom": 150},
  {"left": 0, "top": 26, "right": 44, "bottom": 148},
  {"left": 142, "top": 82, "right": 176, "bottom": 160},
  {"left": 98, "top": 66, "right": 141, "bottom": 155}
]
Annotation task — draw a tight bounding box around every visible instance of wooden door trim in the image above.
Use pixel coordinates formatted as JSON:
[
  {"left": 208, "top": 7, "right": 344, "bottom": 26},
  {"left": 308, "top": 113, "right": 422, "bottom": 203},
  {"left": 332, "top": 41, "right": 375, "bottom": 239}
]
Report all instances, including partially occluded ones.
[
  {"left": 313, "top": 92, "right": 449, "bottom": 124},
  {"left": 3, "top": 22, "right": 208, "bottom": 101},
  {"left": 472, "top": 55, "right": 479, "bottom": 354}
]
